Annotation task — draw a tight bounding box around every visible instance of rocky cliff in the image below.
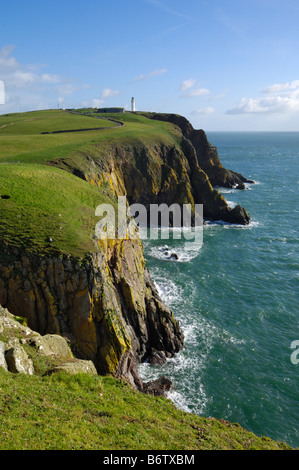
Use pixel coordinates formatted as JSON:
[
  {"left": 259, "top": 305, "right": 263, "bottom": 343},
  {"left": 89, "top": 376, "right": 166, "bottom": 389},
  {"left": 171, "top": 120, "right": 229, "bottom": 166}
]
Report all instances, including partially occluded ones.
[
  {"left": 49, "top": 114, "right": 250, "bottom": 225},
  {"left": 0, "top": 109, "right": 251, "bottom": 391},
  {"left": 0, "top": 238, "right": 183, "bottom": 391},
  {"left": 142, "top": 112, "right": 255, "bottom": 189}
]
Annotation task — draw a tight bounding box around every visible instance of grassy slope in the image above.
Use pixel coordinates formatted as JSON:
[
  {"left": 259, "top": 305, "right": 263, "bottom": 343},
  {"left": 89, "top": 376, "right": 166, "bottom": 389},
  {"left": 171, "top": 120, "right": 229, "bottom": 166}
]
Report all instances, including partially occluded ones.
[
  {"left": 0, "top": 163, "right": 116, "bottom": 257},
  {"left": 0, "top": 367, "right": 291, "bottom": 450},
  {"left": 0, "top": 110, "right": 180, "bottom": 164}
]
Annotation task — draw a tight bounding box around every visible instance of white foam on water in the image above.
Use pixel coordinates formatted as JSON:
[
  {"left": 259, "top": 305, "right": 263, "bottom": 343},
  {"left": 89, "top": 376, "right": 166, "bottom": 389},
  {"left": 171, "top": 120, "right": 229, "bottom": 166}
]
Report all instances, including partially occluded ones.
[
  {"left": 142, "top": 234, "right": 248, "bottom": 419},
  {"left": 214, "top": 186, "right": 235, "bottom": 194},
  {"left": 149, "top": 245, "right": 196, "bottom": 263},
  {"left": 204, "top": 219, "right": 261, "bottom": 230},
  {"left": 153, "top": 275, "right": 183, "bottom": 307},
  {"left": 148, "top": 238, "right": 203, "bottom": 263},
  {"left": 167, "top": 390, "right": 193, "bottom": 414}
]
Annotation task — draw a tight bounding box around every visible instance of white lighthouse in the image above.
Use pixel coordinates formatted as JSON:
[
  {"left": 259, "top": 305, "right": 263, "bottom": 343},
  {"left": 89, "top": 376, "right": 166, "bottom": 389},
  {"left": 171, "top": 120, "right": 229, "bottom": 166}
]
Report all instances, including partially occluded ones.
[{"left": 131, "top": 97, "right": 135, "bottom": 112}]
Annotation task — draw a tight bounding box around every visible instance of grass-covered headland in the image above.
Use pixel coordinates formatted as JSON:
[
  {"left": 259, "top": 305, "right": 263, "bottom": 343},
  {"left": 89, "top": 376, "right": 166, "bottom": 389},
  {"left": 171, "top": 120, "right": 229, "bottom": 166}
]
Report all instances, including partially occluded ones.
[{"left": 0, "top": 109, "right": 293, "bottom": 451}]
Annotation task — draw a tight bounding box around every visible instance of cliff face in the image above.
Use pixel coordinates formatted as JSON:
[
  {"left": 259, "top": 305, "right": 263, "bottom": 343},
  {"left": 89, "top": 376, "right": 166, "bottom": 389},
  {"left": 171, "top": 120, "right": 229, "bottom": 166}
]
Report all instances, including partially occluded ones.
[
  {"left": 49, "top": 135, "right": 250, "bottom": 225},
  {"left": 143, "top": 112, "right": 255, "bottom": 189},
  {"left": 0, "top": 239, "right": 183, "bottom": 389}
]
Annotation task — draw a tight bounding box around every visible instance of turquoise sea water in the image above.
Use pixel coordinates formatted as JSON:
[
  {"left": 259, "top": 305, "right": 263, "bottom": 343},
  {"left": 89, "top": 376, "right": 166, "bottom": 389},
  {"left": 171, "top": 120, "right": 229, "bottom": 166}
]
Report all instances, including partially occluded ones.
[{"left": 139, "top": 132, "right": 299, "bottom": 448}]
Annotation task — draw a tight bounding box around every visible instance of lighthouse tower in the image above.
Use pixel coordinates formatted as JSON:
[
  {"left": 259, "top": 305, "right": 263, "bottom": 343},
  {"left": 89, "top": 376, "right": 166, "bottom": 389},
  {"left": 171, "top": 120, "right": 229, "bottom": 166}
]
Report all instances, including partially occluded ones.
[{"left": 131, "top": 97, "right": 135, "bottom": 112}]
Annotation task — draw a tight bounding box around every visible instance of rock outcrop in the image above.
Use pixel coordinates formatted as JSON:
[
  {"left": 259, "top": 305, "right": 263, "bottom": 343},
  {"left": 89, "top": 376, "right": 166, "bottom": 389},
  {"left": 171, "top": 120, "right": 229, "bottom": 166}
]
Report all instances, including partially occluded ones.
[
  {"left": 49, "top": 133, "right": 250, "bottom": 225},
  {"left": 0, "top": 307, "right": 98, "bottom": 376},
  {"left": 0, "top": 306, "right": 179, "bottom": 396},
  {"left": 0, "top": 238, "right": 184, "bottom": 389},
  {"left": 143, "top": 112, "right": 255, "bottom": 189}
]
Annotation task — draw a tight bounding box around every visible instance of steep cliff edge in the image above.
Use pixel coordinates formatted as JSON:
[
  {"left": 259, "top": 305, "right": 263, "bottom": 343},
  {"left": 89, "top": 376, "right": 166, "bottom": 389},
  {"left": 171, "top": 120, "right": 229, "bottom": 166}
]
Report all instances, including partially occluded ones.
[
  {"left": 0, "top": 307, "right": 291, "bottom": 450},
  {"left": 48, "top": 112, "right": 250, "bottom": 225},
  {"left": 141, "top": 112, "right": 255, "bottom": 188}
]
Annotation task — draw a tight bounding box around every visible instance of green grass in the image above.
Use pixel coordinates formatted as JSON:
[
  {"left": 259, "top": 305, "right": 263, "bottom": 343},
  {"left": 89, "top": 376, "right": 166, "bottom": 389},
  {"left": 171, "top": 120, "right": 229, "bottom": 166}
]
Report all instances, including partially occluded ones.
[
  {"left": 0, "top": 110, "right": 119, "bottom": 164},
  {"left": 0, "top": 163, "right": 117, "bottom": 257},
  {"left": 0, "top": 108, "right": 183, "bottom": 256},
  {"left": 0, "top": 368, "right": 292, "bottom": 450},
  {"left": 0, "top": 110, "right": 181, "bottom": 164},
  {"left": 0, "top": 109, "right": 117, "bottom": 135},
  {"left": 0, "top": 109, "right": 295, "bottom": 451}
]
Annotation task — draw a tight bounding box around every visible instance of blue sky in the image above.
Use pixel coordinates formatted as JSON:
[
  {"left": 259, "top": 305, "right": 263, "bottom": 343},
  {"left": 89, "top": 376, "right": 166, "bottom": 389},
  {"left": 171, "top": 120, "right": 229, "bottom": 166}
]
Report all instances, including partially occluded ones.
[{"left": 0, "top": 0, "right": 299, "bottom": 130}]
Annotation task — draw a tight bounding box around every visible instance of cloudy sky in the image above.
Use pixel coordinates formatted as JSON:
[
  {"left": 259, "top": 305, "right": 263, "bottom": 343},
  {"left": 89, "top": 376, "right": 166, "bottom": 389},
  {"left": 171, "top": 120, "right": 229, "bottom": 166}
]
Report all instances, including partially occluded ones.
[{"left": 0, "top": 0, "right": 299, "bottom": 130}]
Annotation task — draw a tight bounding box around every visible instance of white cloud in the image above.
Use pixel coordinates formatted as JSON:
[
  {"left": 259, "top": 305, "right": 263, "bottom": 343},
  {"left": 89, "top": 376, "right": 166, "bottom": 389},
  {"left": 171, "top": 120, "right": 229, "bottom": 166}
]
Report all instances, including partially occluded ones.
[
  {"left": 0, "top": 46, "right": 61, "bottom": 89},
  {"left": 227, "top": 80, "right": 299, "bottom": 115},
  {"left": 227, "top": 94, "right": 299, "bottom": 114},
  {"left": 133, "top": 68, "right": 167, "bottom": 82},
  {"left": 262, "top": 80, "right": 299, "bottom": 94},
  {"left": 144, "top": 0, "right": 192, "bottom": 20},
  {"left": 179, "top": 79, "right": 210, "bottom": 98},
  {"left": 0, "top": 45, "right": 87, "bottom": 111},
  {"left": 91, "top": 98, "right": 104, "bottom": 107},
  {"left": 188, "top": 88, "right": 210, "bottom": 97},
  {"left": 0, "top": 80, "right": 4, "bottom": 104},
  {"left": 191, "top": 107, "right": 215, "bottom": 115},
  {"left": 82, "top": 89, "right": 120, "bottom": 109},
  {"left": 181, "top": 88, "right": 210, "bottom": 98},
  {"left": 180, "top": 79, "right": 196, "bottom": 91},
  {"left": 100, "top": 88, "right": 120, "bottom": 99},
  {"left": 57, "top": 83, "right": 79, "bottom": 96},
  {"left": 0, "top": 45, "right": 18, "bottom": 69}
]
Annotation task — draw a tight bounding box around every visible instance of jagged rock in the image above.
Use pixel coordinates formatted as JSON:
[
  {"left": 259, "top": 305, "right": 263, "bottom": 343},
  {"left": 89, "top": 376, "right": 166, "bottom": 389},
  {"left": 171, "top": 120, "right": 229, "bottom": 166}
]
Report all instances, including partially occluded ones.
[
  {"left": 144, "top": 112, "right": 253, "bottom": 190},
  {"left": 228, "top": 205, "right": 250, "bottom": 225},
  {"left": 28, "top": 334, "right": 73, "bottom": 359},
  {"left": 51, "top": 359, "right": 97, "bottom": 376},
  {"left": 115, "top": 351, "right": 144, "bottom": 391},
  {"left": 5, "top": 339, "right": 34, "bottom": 375},
  {"left": 149, "top": 349, "right": 167, "bottom": 365},
  {"left": 115, "top": 351, "right": 174, "bottom": 397},
  {"left": 49, "top": 123, "right": 250, "bottom": 226},
  {"left": 0, "top": 341, "right": 8, "bottom": 371},
  {"left": 0, "top": 111, "right": 252, "bottom": 388},
  {"left": 236, "top": 183, "right": 246, "bottom": 190},
  {"left": 143, "top": 376, "right": 174, "bottom": 397}
]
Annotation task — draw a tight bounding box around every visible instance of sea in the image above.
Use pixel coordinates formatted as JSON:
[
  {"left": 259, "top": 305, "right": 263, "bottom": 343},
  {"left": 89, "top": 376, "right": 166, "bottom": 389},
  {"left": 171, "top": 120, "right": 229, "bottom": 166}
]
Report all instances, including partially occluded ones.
[{"left": 138, "top": 132, "right": 299, "bottom": 449}]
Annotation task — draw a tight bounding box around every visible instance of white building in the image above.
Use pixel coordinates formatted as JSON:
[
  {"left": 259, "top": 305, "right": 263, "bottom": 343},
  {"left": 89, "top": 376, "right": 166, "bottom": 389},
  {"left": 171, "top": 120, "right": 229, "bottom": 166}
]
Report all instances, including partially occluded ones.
[{"left": 131, "top": 97, "right": 135, "bottom": 112}]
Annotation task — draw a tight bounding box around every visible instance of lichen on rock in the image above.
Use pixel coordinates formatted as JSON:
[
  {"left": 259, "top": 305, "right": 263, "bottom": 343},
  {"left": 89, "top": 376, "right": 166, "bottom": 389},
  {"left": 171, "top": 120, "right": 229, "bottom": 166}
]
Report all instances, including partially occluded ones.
[{"left": 0, "top": 236, "right": 184, "bottom": 389}]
